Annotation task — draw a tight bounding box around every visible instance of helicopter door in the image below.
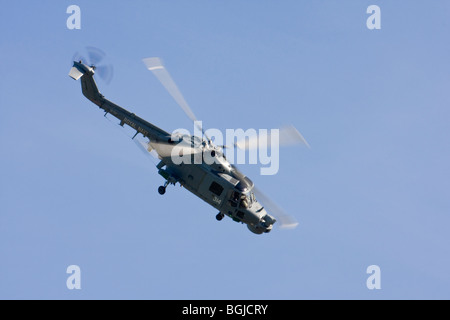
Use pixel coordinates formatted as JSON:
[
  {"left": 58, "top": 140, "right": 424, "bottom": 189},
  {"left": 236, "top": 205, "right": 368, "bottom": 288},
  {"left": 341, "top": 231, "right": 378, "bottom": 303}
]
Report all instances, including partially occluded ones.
[
  {"left": 208, "top": 181, "right": 225, "bottom": 207},
  {"left": 182, "top": 164, "right": 206, "bottom": 192}
]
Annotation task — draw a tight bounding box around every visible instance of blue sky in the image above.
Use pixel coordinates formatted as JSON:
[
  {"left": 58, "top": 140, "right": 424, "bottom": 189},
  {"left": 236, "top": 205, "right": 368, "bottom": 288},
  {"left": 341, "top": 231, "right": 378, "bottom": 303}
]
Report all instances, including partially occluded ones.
[{"left": 1, "top": 1, "right": 450, "bottom": 299}]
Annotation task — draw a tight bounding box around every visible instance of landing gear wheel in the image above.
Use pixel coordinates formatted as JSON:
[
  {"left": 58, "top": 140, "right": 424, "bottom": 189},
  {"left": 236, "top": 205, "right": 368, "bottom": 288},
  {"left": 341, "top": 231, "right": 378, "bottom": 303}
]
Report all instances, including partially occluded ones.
[
  {"left": 158, "top": 186, "right": 166, "bottom": 195},
  {"left": 216, "top": 213, "right": 224, "bottom": 221}
]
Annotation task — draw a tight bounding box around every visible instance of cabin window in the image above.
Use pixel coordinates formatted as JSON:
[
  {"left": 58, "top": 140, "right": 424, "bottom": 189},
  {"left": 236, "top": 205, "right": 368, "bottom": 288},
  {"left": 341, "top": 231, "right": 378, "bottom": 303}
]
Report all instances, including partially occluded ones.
[{"left": 209, "top": 182, "right": 224, "bottom": 196}]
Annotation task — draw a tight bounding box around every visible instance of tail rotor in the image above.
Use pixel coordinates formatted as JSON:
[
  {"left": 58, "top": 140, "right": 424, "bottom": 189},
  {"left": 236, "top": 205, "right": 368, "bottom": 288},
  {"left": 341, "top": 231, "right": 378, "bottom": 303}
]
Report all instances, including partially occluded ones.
[{"left": 72, "top": 46, "right": 114, "bottom": 84}]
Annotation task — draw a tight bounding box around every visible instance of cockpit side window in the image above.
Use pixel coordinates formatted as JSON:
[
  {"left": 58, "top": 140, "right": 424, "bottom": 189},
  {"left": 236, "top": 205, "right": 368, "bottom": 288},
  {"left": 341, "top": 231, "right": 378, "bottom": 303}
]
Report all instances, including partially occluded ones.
[
  {"left": 240, "top": 194, "right": 249, "bottom": 208},
  {"left": 231, "top": 191, "right": 240, "bottom": 202},
  {"left": 229, "top": 191, "right": 253, "bottom": 208},
  {"left": 238, "top": 193, "right": 253, "bottom": 209}
]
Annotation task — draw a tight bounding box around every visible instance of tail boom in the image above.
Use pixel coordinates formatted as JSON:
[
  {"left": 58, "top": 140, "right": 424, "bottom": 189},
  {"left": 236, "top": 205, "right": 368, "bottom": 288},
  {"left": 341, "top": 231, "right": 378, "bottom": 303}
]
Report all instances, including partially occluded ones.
[{"left": 69, "top": 61, "right": 171, "bottom": 144}]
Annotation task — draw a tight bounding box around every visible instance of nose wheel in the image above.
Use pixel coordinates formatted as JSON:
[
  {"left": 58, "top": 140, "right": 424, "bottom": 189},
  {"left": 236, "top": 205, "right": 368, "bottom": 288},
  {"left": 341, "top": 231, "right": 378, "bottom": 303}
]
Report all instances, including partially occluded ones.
[{"left": 216, "top": 212, "right": 224, "bottom": 221}]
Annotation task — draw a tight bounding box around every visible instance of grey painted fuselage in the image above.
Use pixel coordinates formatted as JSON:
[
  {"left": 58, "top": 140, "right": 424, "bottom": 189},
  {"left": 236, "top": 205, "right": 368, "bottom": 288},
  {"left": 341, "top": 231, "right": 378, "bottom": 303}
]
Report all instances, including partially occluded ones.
[{"left": 69, "top": 61, "right": 276, "bottom": 234}]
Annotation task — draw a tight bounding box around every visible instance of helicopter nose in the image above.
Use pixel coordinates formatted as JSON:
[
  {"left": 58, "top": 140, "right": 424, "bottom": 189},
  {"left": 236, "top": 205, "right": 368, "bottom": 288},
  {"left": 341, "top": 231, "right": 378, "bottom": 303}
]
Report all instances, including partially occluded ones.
[{"left": 246, "top": 210, "right": 276, "bottom": 234}]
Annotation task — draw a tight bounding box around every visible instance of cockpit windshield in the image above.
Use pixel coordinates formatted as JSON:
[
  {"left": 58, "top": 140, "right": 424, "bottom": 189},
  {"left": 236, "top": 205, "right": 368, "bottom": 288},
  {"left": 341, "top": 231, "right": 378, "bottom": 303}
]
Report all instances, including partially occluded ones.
[{"left": 230, "top": 165, "right": 254, "bottom": 192}]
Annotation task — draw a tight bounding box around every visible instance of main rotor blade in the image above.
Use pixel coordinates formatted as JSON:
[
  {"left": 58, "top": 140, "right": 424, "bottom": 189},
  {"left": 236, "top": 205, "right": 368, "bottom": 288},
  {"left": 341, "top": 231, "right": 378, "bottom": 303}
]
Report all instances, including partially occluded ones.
[
  {"left": 134, "top": 136, "right": 202, "bottom": 161},
  {"left": 134, "top": 138, "right": 157, "bottom": 158},
  {"left": 142, "top": 57, "right": 198, "bottom": 123},
  {"left": 235, "top": 125, "right": 310, "bottom": 150},
  {"left": 133, "top": 138, "right": 161, "bottom": 167},
  {"left": 253, "top": 186, "right": 299, "bottom": 229}
]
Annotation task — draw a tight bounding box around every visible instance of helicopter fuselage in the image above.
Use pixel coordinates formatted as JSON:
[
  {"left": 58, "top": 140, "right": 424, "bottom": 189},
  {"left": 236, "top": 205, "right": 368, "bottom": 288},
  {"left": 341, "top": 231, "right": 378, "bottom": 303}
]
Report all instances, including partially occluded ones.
[
  {"left": 159, "top": 141, "right": 275, "bottom": 233},
  {"left": 69, "top": 61, "right": 276, "bottom": 234}
]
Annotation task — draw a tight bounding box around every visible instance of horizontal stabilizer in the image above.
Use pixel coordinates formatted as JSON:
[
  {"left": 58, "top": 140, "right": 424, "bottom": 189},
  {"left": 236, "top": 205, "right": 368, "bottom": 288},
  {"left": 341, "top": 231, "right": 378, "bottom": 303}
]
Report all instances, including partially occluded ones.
[{"left": 69, "top": 66, "right": 84, "bottom": 80}]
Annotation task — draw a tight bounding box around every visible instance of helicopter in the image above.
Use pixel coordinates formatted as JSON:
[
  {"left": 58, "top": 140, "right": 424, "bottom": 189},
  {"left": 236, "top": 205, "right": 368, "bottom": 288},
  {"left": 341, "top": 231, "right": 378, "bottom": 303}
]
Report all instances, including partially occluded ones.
[{"left": 69, "top": 54, "right": 308, "bottom": 234}]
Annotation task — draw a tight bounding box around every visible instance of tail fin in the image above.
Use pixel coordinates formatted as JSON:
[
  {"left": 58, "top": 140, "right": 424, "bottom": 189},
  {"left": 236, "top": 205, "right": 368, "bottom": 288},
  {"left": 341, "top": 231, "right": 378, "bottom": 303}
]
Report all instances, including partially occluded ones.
[{"left": 69, "top": 61, "right": 103, "bottom": 105}]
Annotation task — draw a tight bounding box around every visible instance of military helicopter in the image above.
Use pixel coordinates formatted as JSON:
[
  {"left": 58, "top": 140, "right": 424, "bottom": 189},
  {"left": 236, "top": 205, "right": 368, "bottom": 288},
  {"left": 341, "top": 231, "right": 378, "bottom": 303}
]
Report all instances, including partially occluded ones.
[{"left": 69, "top": 53, "right": 308, "bottom": 234}]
